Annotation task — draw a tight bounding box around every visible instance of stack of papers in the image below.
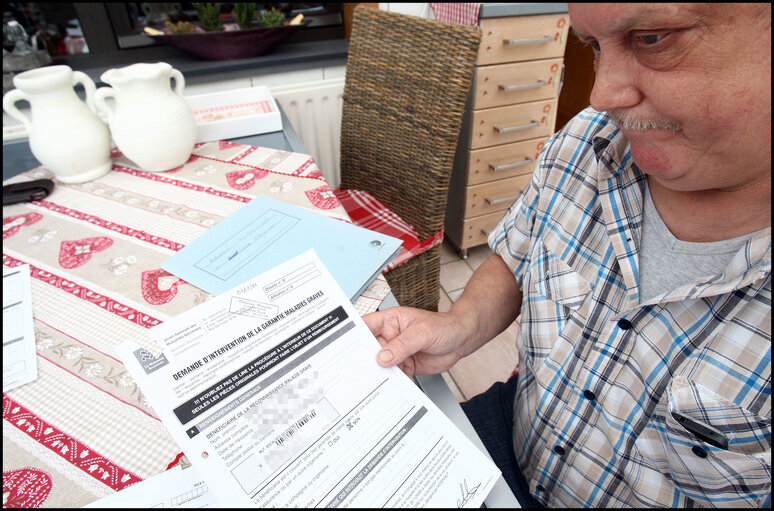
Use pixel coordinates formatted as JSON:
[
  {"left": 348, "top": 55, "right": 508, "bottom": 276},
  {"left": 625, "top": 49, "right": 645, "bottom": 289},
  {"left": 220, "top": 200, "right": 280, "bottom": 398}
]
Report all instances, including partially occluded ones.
[
  {"left": 105, "top": 197, "right": 501, "bottom": 507},
  {"left": 3, "top": 264, "right": 37, "bottom": 392},
  {"left": 162, "top": 196, "right": 403, "bottom": 300},
  {"left": 117, "top": 250, "right": 500, "bottom": 507}
]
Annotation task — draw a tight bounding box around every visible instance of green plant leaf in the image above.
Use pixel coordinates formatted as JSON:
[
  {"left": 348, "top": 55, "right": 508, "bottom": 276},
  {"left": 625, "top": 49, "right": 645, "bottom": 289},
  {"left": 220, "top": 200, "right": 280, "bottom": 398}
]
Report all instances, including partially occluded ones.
[
  {"left": 232, "top": 2, "right": 256, "bottom": 30},
  {"left": 193, "top": 2, "right": 223, "bottom": 32},
  {"left": 259, "top": 7, "right": 285, "bottom": 28}
]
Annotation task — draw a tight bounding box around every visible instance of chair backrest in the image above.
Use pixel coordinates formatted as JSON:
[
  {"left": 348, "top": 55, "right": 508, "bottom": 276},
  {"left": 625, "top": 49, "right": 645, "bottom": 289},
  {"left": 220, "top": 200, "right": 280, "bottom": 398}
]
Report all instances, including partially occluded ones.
[{"left": 339, "top": 6, "right": 481, "bottom": 241}]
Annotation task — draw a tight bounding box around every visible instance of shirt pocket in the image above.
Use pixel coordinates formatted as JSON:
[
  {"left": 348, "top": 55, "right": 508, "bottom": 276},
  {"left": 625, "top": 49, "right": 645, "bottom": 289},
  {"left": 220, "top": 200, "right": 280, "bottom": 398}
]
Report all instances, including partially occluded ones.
[
  {"left": 532, "top": 238, "right": 591, "bottom": 310},
  {"left": 522, "top": 239, "right": 592, "bottom": 365},
  {"left": 632, "top": 375, "right": 771, "bottom": 507}
]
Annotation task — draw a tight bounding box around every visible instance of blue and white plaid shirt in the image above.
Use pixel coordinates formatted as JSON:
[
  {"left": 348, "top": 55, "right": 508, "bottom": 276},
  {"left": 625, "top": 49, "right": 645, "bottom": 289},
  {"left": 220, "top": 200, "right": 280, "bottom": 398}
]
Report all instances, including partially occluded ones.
[{"left": 489, "top": 107, "right": 771, "bottom": 507}]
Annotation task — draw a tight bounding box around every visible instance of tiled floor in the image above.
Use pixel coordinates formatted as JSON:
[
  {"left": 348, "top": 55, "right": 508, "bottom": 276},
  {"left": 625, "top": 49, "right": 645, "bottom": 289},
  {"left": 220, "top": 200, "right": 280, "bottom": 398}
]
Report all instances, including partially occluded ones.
[{"left": 437, "top": 239, "right": 520, "bottom": 403}]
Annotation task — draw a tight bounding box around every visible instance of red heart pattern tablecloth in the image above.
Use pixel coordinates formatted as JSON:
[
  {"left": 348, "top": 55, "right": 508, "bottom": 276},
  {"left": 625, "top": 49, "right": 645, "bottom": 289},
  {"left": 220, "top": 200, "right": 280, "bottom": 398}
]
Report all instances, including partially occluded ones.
[{"left": 2, "top": 141, "right": 391, "bottom": 507}]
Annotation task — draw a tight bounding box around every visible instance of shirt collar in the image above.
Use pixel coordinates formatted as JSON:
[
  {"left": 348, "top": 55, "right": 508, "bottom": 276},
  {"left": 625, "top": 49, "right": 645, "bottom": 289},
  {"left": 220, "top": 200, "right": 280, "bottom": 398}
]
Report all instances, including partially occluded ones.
[
  {"left": 588, "top": 109, "right": 632, "bottom": 179},
  {"left": 584, "top": 108, "right": 771, "bottom": 295}
]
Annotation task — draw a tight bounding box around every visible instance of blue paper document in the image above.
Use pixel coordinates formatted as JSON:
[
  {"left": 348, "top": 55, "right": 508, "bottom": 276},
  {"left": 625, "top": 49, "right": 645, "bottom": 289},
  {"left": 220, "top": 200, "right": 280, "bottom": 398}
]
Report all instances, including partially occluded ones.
[{"left": 162, "top": 196, "right": 402, "bottom": 299}]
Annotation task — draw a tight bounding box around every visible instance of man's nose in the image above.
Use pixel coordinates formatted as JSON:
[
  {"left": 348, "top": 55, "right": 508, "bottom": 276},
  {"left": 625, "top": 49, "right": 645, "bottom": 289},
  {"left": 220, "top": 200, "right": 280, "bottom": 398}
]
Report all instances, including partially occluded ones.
[{"left": 589, "top": 50, "right": 642, "bottom": 112}]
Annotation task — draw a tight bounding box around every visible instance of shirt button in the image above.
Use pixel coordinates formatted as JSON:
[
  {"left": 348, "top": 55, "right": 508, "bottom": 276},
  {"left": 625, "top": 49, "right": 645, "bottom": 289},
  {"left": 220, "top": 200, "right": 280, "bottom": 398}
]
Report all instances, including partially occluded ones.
[
  {"left": 692, "top": 445, "right": 708, "bottom": 458},
  {"left": 617, "top": 318, "right": 633, "bottom": 330},
  {"left": 583, "top": 389, "right": 596, "bottom": 401},
  {"left": 536, "top": 484, "right": 545, "bottom": 492},
  {"left": 553, "top": 445, "right": 566, "bottom": 456}
]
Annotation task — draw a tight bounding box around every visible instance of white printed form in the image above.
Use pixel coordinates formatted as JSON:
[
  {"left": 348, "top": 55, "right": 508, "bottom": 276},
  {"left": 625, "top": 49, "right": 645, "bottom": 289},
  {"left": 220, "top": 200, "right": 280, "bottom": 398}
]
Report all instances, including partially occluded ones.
[
  {"left": 117, "top": 250, "right": 500, "bottom": 508},
  {"left": 84, "top": 465, "right": 215, "bottom": 508},
  {"left": 3, "top": 264, "right": 38, "bottom": 392}
]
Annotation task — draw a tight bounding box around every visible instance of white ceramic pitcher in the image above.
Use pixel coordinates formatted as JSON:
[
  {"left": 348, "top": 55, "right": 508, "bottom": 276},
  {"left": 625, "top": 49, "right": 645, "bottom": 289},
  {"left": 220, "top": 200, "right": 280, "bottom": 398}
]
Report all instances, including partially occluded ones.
[
  {"left": 94, "top": 62, "right": 196, "bottom": 172},
  {"left": 2, "top": 65, "right": 112, "bottom": 183}
]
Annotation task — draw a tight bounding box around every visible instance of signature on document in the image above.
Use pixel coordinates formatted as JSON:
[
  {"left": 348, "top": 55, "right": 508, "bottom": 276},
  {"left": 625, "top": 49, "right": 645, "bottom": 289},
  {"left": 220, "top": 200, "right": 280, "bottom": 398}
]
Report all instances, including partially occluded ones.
[{"left": 456, "top": 478, "right": 481, "bottom": 507}]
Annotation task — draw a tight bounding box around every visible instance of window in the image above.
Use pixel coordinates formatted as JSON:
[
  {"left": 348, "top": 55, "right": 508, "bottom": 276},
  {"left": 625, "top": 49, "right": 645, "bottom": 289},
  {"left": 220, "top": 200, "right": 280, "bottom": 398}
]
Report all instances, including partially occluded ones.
[
  {"left": 107, "top": 3, "right": 345, "bottom": 49},
  {"left": 3, "top": 3, "right": 345, "bottom": 70},
  {"left": 3, "top": 3, "right": 89, "bottom": 56}
]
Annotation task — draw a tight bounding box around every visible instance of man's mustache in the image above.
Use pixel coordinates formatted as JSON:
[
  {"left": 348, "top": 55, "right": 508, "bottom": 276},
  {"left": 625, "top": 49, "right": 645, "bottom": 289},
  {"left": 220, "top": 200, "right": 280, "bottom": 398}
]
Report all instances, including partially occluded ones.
[{"left": 608, "top": 110, "right": 683, "bottom": 132}]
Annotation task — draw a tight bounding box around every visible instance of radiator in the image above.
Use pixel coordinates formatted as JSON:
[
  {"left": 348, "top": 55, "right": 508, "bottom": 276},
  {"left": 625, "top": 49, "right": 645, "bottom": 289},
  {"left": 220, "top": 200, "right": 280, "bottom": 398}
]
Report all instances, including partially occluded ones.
[{"left": 271, "top": 78, "right": 345, "bottom": 189}]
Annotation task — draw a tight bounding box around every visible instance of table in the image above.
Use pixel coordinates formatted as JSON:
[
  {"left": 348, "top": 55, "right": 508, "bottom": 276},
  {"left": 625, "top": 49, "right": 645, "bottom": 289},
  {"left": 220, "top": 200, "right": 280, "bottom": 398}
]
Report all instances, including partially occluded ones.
[{"left": 3, "top": 116, "right": 518, "bottom": 508}]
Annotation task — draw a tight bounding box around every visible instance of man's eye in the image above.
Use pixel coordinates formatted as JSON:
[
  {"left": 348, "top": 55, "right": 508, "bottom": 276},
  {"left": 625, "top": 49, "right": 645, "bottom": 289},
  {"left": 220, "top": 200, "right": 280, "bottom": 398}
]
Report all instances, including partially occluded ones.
[
  {"left": 636, "top": 33, "right": 666, "bottom": 45},
  {"left": 587, "top": 39, "right": 600, "bottom": 52}
]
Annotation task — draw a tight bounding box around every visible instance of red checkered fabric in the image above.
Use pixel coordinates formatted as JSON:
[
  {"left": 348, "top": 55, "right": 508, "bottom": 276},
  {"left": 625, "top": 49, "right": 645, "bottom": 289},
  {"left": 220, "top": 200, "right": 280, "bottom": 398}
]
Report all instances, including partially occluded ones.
[
  {"left": 333, "top": 188, "right": 444, "bottom": 272},
  {"left": 430, "top": 3, "right": 481, "bottom": 26}
]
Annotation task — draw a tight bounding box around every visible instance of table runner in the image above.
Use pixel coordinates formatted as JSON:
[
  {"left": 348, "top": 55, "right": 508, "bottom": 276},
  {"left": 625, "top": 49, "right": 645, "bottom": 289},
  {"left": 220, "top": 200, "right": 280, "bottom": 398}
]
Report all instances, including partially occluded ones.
[{"left": 2, "top": 141, "right": 391, "bottom": 507}]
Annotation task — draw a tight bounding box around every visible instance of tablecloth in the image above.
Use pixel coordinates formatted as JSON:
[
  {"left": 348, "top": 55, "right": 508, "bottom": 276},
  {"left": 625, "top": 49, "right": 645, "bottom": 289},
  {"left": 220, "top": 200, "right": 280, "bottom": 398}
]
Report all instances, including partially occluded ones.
[
  {"left": 430, "top": 3, "right": 481, "bottom": 26},
  {"left": 2, "top": 140, "right": 391, "bottom": 507}
]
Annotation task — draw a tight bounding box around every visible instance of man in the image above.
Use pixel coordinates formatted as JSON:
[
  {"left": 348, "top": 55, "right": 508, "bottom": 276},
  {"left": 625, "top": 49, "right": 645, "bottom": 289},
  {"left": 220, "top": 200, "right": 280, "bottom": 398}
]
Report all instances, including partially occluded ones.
[{"left": 364, "top": 3, "right": 771, "bottom": 508}]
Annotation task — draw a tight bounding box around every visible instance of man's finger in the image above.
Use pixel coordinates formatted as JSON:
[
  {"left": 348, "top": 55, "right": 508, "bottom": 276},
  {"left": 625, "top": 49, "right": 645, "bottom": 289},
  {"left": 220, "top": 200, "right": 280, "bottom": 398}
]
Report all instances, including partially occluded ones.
[
  {"left": 376, "top": 332, "right": 420, "bottom": 368},
  {"left": 361, "top": 311, "right": 385, "bottom": 336},
  {"left": 377, "top": 347, "right": 395, "bottom": 365}
]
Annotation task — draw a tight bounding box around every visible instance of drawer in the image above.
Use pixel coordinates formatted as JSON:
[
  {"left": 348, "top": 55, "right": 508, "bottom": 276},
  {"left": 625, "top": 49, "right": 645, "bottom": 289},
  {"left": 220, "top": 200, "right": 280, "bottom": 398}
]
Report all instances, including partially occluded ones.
[
  {"left": 459, "top": 211, "right": 506, "bottom": 249},
  {"left": 464, "top": 174, "right": 532, "bottom": 218},
  {"left": 469, "top": 98, "right": 558, "bottom": 149},
  {"left": 478, "top": 13, "right": 570, "bottom": 66},
  {"left": 467, "top": 137, "right": 548, "bottom": 186},
  {"left": 472, "top": 58, "right": 563, "bottom": 109}
]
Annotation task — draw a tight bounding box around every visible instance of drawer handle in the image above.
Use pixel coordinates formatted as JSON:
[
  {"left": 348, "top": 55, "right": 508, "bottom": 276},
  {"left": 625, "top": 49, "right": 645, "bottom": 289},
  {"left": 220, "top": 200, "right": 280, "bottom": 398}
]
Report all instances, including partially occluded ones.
[
  {"left": 489, "top": 157, "right": 534, "bottom": 172},
  {"left": 485, "top": 195, "right": 520, "bottom": 206},
  {"left": 481, "top": 228, "right": 491, "bottom": 236},
  {"left": 493, "top": 121, "right": 541, "bottom": 133},
  {"left": 503, "top": 35, "right": 554, "bottom": 46},
  {"left": 499, "top": 80, "right": 547, "bottom": 92}
]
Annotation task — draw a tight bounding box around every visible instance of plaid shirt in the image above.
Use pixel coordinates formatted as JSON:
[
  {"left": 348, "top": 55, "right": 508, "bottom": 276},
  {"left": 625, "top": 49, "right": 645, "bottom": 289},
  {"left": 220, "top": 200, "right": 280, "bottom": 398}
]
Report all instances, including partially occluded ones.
[{"left": 489, "top": 107, "right": 771, "bottom": 507}]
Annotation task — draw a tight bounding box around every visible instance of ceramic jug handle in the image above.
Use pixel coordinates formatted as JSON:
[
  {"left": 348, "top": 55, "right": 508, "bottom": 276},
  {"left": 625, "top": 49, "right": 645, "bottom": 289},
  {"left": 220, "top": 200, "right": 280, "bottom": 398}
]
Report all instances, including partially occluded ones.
[
  {"left": 2, "top": 89, "right": 31, "bottom": 131},
  {"left": 72, "top": 71, "right": 97, "bottom": 113},
  {"left": 170, "top": 69, "right": 185, "bottom": 96},
  {"left": 93, "top": 87, "right": 116, "bottom": 124}
]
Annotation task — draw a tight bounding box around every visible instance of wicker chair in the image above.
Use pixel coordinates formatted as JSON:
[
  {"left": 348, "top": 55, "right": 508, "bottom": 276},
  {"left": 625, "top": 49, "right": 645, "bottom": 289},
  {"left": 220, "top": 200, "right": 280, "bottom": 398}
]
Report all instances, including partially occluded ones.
[{"left": 338, "top": 6, "right": 481, "bottom": 311}]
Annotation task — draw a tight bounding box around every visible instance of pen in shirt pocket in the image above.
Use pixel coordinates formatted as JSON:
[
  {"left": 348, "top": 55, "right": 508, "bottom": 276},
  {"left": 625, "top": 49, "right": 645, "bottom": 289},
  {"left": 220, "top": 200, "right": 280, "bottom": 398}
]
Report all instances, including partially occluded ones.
[{"left": 671, "top": 411, "right": 729, "bottom": 450}]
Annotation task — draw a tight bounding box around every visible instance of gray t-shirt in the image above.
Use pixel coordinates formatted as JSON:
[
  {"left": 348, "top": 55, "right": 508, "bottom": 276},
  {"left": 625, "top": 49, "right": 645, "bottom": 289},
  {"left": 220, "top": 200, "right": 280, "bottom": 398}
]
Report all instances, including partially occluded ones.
[{"left": 638, "top": 183, "right": 758, "bottom": 302}]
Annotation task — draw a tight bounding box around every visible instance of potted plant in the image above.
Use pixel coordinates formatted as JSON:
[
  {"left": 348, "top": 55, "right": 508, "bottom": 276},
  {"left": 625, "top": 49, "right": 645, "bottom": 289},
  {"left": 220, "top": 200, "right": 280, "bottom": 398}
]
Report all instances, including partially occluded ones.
[{"left": 144, "top": 3, "right": 307, "bottom": 61}]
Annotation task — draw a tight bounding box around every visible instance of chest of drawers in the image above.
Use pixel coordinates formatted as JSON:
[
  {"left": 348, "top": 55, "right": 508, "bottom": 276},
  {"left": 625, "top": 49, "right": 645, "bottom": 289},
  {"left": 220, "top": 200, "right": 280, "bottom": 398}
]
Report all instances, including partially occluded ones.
[{"left": 444, "top": 7, "right": 570, "bottom": 257}]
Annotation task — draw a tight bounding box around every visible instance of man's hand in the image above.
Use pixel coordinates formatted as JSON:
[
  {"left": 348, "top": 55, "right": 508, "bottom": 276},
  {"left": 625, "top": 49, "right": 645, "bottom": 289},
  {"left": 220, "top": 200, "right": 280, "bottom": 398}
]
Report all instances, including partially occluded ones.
[
  {"left": 363, "top": 307, "right": 472, "bottom": 379},
  {"left": 364, "top": 254, "right": 523, "bottom": 380}
]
